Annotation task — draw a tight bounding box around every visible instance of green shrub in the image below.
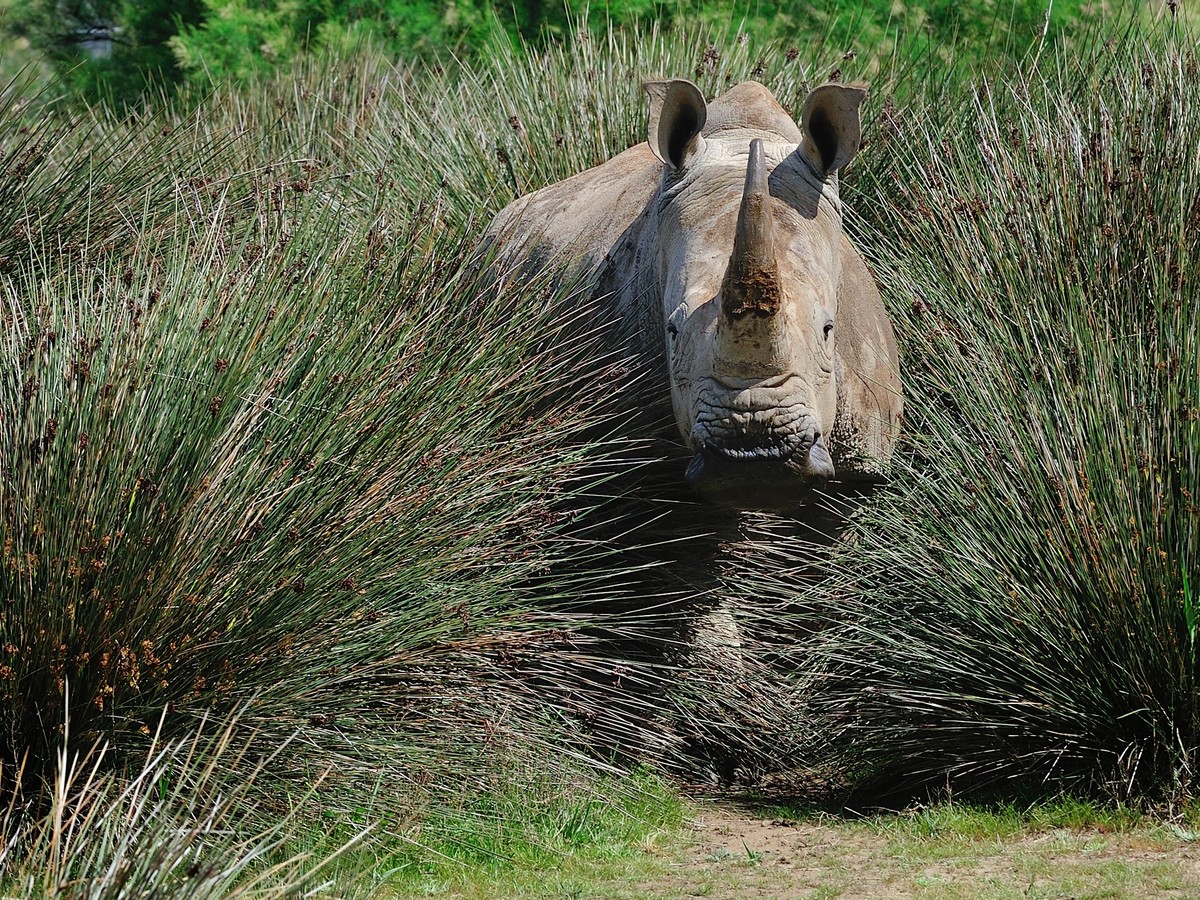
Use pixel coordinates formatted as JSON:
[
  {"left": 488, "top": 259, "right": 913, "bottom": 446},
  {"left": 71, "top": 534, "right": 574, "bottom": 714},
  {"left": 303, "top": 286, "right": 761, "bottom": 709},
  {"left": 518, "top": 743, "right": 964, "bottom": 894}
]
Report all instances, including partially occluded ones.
[{"left": 2, "top": 0, "right": 1105, "bottom": 104}]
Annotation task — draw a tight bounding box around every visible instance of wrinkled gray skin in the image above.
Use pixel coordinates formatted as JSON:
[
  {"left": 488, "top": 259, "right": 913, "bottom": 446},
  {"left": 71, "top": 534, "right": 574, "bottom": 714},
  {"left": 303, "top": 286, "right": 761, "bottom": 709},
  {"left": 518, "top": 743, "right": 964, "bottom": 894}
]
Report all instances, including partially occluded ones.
[{"left": 486, "top": 79, "right": 901, "bottom": 508}]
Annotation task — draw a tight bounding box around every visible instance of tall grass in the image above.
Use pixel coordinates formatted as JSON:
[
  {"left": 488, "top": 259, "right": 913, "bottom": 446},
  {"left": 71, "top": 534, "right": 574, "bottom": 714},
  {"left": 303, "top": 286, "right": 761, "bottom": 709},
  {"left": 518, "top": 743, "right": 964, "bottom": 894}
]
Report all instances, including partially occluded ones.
[
  {"left": 786, "top": 17, "right": 1200, "bottom": 803},
  {"left": 0, "top": 37, "right": 679, "bottom": 887},
  {"left": 1, "top": 712, "right": 367, "bottom": 897}
]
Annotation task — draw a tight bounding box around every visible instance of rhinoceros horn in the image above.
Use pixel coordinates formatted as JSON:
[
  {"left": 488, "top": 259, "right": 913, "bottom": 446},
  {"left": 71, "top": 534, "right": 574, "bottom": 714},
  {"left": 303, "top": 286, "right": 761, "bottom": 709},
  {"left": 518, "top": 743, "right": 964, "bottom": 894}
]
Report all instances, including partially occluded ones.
[
  {"left": 712, "top": 139, "right": 789, "bottom": 380},
  {"left": 721, "top": 139, "right": 781, "bottom": 320}
]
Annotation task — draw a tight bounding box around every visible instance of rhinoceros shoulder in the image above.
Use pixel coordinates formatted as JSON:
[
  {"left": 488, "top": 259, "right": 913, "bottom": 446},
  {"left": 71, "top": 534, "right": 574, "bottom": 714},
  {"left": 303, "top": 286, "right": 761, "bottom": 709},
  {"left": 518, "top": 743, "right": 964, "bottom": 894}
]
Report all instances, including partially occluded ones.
[{"left": 484, "top": 142, "right": 660, "bottom": 282}]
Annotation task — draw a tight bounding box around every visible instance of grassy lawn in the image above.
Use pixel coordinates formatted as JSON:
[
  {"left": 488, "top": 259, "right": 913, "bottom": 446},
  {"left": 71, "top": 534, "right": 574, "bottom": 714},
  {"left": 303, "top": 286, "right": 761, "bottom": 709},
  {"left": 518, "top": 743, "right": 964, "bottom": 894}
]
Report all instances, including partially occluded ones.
[{"left": 375, "top": 797, "right": 1200, "bottom": 899}]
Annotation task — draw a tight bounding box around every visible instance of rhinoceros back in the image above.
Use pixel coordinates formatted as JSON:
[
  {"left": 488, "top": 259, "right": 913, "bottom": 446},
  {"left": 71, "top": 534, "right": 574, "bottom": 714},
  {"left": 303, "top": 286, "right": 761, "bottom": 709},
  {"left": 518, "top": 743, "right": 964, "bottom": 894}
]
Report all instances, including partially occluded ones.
[{"left": 483, "top": 144, "right": 659, "bottom": 284}]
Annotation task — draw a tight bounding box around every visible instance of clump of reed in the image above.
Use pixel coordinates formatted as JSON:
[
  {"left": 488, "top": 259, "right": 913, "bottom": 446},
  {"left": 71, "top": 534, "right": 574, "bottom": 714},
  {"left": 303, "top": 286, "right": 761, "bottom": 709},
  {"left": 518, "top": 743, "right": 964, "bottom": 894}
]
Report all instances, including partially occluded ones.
[
  {"left": 784, "top": 18, "right": 1200, "bottom": 803},
  {"left": 0, "top": 42, "right": 669, "bottom": 886}
]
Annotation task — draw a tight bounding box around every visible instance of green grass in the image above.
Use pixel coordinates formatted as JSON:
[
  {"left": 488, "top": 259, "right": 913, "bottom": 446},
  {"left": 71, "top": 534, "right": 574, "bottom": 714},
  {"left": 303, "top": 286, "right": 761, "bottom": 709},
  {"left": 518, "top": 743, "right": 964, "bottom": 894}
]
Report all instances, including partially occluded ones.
[
  {"left": 758, "top": 795, "right": 1152, "bottom": 841},
  {"left": 682, "top": 798, "right": 1200, "bottom": 900},
  {"left": 367, "top": 770, "right": 683, "bottom": 898},
  {"left": 863, "top": 799, "right": 1197, "bottom": 899},
  {"left": 868, "top": 799, "right": 1149, "bottom": 851}
]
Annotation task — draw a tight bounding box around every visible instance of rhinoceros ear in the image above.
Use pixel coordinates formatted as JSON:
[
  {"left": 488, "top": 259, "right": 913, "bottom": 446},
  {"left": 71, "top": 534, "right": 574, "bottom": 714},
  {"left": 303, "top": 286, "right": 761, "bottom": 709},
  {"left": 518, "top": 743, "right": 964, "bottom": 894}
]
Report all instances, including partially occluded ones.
[
  {"left": 799, "top": 83, "right": 867, "bottom": 178},
  {"left": 643, "top": 79, "right": 707, "bottom": 171}
]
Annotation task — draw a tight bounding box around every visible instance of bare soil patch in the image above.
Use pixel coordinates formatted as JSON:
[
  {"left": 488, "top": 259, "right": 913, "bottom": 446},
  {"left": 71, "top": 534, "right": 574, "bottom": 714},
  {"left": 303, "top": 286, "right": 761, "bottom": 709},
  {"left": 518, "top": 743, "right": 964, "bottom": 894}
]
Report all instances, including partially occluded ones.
[{"left": 637, "top": 802, "right": 1200, "bottom": 899}]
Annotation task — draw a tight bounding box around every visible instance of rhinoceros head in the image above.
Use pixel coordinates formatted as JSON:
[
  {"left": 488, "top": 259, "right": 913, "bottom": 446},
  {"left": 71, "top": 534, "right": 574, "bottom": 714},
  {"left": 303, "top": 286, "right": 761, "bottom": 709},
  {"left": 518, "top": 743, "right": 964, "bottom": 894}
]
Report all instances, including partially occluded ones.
[{"left": 642, "top": 78, "right": 866, "bottom": 506}]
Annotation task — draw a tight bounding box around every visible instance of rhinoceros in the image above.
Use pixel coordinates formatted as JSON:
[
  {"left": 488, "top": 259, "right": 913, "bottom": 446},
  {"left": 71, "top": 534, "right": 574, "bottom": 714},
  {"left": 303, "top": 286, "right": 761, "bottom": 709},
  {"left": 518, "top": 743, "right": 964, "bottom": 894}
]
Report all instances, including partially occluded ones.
[{"left": 485, "top": 78, "right": 901, "bottom": 507}]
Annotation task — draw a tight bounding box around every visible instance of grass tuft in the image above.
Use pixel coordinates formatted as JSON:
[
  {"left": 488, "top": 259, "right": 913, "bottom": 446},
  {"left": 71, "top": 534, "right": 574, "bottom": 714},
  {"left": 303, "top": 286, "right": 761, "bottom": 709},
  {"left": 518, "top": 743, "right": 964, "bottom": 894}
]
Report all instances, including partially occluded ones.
[{"left": 789, "top": 17, "right": 1200, "bottom": 804}]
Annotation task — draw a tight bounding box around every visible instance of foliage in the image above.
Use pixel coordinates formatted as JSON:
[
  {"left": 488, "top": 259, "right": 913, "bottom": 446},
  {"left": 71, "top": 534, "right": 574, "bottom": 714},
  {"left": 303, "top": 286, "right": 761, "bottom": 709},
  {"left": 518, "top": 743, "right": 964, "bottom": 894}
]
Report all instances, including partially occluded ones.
[
  {"left": 1, "top": 0, "right": 1107, "bottom": 104},
  {"left": 3, "top": 0, "right": 205, "bottom": 100}
]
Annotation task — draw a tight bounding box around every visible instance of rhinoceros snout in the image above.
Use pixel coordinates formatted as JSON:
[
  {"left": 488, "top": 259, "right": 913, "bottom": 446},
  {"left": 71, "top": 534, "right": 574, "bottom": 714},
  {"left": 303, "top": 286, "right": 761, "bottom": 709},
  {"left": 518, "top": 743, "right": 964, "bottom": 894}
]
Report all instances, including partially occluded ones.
[
  {"left": 685, "top": 390, "right": 835, "bottom": 504},
  {"left": 691, "top": 387, "right": 819, "bottom": 457}
]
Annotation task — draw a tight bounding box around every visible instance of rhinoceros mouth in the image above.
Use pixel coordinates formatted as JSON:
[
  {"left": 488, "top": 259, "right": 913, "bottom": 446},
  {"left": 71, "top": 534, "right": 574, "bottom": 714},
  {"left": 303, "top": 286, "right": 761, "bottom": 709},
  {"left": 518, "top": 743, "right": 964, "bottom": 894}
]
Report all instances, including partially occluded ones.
[
  {"left": 709, "top": 441, "right": 794, "bottom": 461},
  {"left": 685, "top": 419, "right": 835, "bottom": 500},
  {"left": 683, "top": 438, "right": 835, "bottom": 508},
  {"left": 690, "top": 381, "right": 817, "bottom": 459},
  {"left": 702, "top": 424, "right": 805, "bottom": 461},
  {"left": 685, "top": 434, "right": 830, "bottom": 474}
]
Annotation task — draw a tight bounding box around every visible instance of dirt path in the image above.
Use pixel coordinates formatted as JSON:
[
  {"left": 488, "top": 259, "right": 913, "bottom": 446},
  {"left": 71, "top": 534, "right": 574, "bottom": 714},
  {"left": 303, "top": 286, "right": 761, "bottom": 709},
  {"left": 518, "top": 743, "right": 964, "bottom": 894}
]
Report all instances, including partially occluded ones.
[{"left": 636, "top": 802, "right": 1200, "bottom": 899}]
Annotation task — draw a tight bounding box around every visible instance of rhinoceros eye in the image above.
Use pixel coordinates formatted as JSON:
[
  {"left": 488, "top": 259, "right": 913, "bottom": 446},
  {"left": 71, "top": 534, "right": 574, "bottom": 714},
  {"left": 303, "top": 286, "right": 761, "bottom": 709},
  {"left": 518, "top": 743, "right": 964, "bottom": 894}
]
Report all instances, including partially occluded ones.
[
  {"left": 823, "top": 320, "right": 834, "bottom": 340},
  {"left": 667, "top": 322, "right": 679, "bottom": 340}
]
